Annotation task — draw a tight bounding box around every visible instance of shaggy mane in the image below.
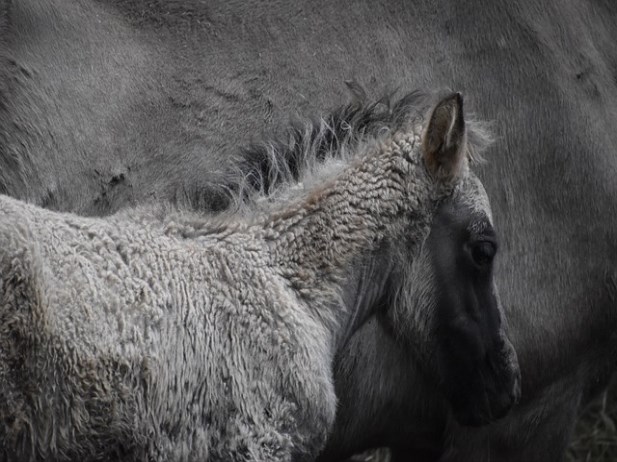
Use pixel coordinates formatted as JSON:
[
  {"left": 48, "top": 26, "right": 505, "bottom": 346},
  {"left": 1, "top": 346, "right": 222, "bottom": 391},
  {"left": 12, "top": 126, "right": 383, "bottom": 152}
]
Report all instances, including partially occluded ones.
[
  {"left": 231, "top": 86, "right": 492, "bottom": 211},
  {"left": 154, "top": 86, "right": 494, "bottom": 236}
]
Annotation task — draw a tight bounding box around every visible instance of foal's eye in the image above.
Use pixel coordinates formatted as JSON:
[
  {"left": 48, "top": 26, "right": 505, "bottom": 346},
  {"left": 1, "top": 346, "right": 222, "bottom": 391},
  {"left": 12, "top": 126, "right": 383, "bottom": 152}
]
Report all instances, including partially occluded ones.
[{"left": 469, "top": 241, "right": 496, "bottom": 267}]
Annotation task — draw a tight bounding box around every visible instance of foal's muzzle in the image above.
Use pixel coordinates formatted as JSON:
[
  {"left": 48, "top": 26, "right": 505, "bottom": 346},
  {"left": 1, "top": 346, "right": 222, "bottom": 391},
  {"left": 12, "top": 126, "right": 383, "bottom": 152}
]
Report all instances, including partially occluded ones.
[{"left": 450, "top": 335, "right": 521, "bottom": 427}]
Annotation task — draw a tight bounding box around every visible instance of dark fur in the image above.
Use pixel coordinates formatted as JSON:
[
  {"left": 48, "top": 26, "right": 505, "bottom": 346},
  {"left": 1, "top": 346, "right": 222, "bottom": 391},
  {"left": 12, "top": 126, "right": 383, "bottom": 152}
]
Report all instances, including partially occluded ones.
[
  {"left": 1, "top": 1, "right": 617, "bottom": 460},
  {"left": 237, "top": 89, "right": 427, "bottom": 196}
]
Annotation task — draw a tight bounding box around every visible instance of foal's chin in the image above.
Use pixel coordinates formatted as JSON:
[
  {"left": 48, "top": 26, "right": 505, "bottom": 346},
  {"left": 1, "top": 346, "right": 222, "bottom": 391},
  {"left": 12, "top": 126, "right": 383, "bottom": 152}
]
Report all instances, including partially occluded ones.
[
  {"left": 443, "top": 339, "right": 521, "bottom": 427},
  {"left": 451, "top": 382, "right": 518, "bottom": 427}
]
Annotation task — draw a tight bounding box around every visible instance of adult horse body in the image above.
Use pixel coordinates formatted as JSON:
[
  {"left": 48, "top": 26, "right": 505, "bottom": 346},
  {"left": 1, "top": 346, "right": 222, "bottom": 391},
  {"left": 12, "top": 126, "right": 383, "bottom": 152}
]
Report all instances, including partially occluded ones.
[{"left": 1, "top": 0, "right": 617, "bottom": 460}]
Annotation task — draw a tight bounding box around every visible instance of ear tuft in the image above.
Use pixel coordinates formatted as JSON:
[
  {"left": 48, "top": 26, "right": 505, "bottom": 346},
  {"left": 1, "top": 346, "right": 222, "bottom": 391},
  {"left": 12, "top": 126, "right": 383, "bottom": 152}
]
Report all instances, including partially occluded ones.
[{"left": 422, "top": 92, "right": 467, "bottom": 181}]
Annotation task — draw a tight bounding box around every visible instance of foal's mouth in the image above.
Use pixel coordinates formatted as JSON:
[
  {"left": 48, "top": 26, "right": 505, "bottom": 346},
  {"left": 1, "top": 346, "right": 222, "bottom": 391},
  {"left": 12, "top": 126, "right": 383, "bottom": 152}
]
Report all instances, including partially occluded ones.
[{"left": 448, "top": 357, "right": 521, "bottom": 427}]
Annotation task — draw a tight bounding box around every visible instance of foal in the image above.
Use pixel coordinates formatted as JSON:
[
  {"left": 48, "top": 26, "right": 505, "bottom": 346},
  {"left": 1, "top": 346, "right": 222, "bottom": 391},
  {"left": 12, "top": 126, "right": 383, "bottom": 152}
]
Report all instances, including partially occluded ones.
[{"left": 0, "top": 93, "right": 506, "bottom": 461}]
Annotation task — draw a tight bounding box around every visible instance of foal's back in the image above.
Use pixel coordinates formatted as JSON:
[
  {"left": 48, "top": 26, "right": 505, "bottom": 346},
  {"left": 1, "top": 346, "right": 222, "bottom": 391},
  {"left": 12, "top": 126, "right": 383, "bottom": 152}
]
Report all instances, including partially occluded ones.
[{"left": 0, "top": 196, "right": 335, "bottom": 460}]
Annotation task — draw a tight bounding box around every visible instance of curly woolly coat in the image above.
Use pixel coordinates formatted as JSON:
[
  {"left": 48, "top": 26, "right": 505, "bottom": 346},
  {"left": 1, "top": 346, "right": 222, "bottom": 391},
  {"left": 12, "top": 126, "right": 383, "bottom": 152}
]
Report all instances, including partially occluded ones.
[{"left": 0, "top": 94, "right": 469, "bottom": 461}]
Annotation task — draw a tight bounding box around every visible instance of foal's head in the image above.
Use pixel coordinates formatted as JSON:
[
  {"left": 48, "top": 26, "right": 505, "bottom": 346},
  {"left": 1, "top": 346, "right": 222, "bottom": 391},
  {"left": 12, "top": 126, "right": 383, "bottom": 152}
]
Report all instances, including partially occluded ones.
[
  {"left": 386, "top": 92, "right": 521, "bottom": 426},
  {"left": 234, "top": 88, "right": 520, "bottom": 426}
]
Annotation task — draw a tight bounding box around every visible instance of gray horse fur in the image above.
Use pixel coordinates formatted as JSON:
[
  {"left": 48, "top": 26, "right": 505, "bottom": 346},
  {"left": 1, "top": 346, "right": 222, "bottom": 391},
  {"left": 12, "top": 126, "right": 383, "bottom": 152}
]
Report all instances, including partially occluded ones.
[
  {"left": 0, "top": 95, "right": 479, "bottom": 461},
  {"left": 4, "top": 1, "right": 613, "bottom": 459}
]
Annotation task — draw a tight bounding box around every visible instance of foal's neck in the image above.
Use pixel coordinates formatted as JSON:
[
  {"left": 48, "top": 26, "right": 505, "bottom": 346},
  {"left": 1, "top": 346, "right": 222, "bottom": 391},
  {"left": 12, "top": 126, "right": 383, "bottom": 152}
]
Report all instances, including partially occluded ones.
[{"left": 263, "top": 133, "right": 433, "bottom": 300}]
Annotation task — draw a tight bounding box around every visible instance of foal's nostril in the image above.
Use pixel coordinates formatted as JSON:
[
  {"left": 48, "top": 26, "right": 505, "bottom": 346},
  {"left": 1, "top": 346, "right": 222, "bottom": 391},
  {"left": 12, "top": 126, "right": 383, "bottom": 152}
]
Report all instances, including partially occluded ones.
[
  {"left": 510, "top": 368, "right": 522, "bottom": 404},
  {"left": 483, "top": 346, "right": 521, "bottom": 420},
  {"left": 492, "top": 370, "right": 521, "bottom": 419}
]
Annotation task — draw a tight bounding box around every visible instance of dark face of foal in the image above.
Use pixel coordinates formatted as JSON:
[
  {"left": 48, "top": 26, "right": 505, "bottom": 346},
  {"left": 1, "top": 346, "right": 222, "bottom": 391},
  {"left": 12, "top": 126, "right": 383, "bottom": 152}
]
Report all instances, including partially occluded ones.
[{"left": 427, "top": 196, "right": 521, "bottom": 426}]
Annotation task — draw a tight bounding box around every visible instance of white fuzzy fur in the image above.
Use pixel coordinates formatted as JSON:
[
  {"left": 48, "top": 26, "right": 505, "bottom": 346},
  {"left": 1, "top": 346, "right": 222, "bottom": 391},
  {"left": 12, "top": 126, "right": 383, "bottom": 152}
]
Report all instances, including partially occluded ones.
[{"left": 0, "top": 106, "right": 473, "bottom": 461}]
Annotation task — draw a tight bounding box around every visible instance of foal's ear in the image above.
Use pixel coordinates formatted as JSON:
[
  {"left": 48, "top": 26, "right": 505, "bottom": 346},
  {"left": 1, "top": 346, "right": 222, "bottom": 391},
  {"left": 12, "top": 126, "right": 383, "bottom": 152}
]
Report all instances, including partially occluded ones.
[{"left": 422, "top": 92, "right": 467, "bottom": 180}]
